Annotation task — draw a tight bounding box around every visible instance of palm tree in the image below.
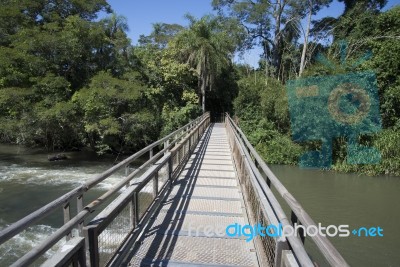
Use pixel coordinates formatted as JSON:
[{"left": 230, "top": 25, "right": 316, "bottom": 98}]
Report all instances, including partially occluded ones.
[
  {"left": 101, "top": 13, "right": 129, "bottom": 40},
  {"left": 172, "top": 16, "right": 235, "bottom": 113},
  {"left": 98, "top": 13, "right": 130, "bottom": 73}
]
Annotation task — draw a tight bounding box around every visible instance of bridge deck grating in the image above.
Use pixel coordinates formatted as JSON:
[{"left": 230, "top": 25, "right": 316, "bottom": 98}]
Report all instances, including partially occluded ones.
[{"left": 125, "top": 123, "right": 259, "bottom": 267}]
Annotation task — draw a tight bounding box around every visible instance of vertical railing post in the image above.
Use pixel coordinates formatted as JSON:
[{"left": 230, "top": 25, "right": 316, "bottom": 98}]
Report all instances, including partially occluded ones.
[
  {"left": 275, "top": 238, "right": 290, "bottom": 267},
  {"left": 125, "top": 164, "right": 129, "bottom": 193},
  {"left": 291, "top": 211, "right": 305, "bottom": 243},
  {"left": 77, "top": 241, "right": 87, "bottom": 267},
  {"left": 177, "top": 146, "right": 181, "bottom": 167},
  {"left": 127, "top": 162, "right": 133, "bottom": 229},
  {"left": 164, "top": 140, "right": 169, "bottom": 155},
  {"left": 125, "top": 164, "right": 129, "bottom": 177},
  {"left": 168, "top": 155, "right": 173, "bottom": 185},
  {"left": 129, "top": 197, "right": 135, "bottom": 229},
  {"left": 266, "top": 177, "right": 271, "bottom": 187},
  {"left": 77, "top": 195, "right": 84, "bottom": 236},
  {"left": 150, "top": 148, "right": 153, "bottom": 159},
  {"left": 63, "top": 203, "right": 72, "bottom": 240},
  {"left": 132, "top": 191, "right": 139, "bottom": 227},
  {"left": 153, "top": 173, "right": 159, "bottom": 197},
  {"left": 86, "top": 225, "right": 99, "bottom": 267},
  {"left": 189, "top": 133, "right": 192, "bottom": 152}
]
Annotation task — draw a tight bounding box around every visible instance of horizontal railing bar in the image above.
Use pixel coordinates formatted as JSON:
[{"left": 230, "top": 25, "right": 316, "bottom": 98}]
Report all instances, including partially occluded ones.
[
  {"left": 11, "top": 155, "right": 173, "bottom": 267},
  {"left": 85, "top": 153, "right": 168, "bottom": 215},
  {"left": 230, "top": 128, "right": 281, "bottom": 229},
  {"left": 94, "top": 121, "right": 210, "bottom": 265},
  {"left": 244, "top": 158, "right": 312, "bottom": 266},
  {"left": 171, "top": 126, "right": 196, "bottom": 152},
  {"left": 108, "top": 178, "right": 173, "bottom": 267},
  {"left": 90, "top": 153, "right": 171, "bottom": 233},
  {"left": 84, "top": 113, "right": 208, "bottom": 190},
  {"left": 88, "top": 188, "right": 135, "bottom": 234},
  {"left": 124, "top": 115, "right": 210, "bottom": 187},
  {"left": 158, "top": 112, "right": 207, "bottom": 144},
  {"left": 11, "top": 209, "right": 89, "bottom": 267},
  {"left": 0, "top": 186, "right": 84, "bottom": 245},
  {"left": 131, "top": 154, "right": 170, "bottom": 193},
  {"left": 226, "top": 115, "right": 349, "bottom": 267},
  {"left": 231, "top": 125, "right": 313, "bottom": 266},
  {"left": 41, "top": 236, "right": 85, "bottom": 267},
  {"left": 93, "top": 120, "right": 209, "bottom": 265},
  {"left": 0, "top": 113, "right": 209, "bottom": 247},
  {"left": 109, "top": 119, "right": 210, "bottom": 266}
]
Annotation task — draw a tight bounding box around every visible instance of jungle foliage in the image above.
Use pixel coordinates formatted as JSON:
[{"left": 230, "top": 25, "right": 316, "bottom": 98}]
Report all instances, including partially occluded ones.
[
  {"left": 0, "top": 1, "right": 238, "bottom": 154},
  {"left": 0, "top": 0, "right": 398, "bottom": 175},
  {"left": 233, "top": 3, "right": 400, "bottom": 175}
]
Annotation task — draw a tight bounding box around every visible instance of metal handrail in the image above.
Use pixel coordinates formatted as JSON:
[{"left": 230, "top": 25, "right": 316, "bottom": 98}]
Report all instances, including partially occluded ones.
[
  {"left": 0, "top": 112, "right": 210, "bottom": 266},
  {"left": 226, "top": 118, "right": 312, "bottom": 266},
  {"left": 86, "top": 115, "right": 211, "bottom": 267},
  {"left": 226, "top": 114, "right": 349, "bottom": 267}
]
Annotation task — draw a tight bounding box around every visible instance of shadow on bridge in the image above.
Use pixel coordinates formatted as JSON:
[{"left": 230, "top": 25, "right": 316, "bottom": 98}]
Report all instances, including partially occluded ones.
[{"left": 121, "top": 124, "right": 214, "bottom": 266}]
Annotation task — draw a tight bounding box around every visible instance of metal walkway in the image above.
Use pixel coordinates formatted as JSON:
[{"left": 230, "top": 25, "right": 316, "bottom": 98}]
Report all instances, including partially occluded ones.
[
  {"left": 0, "top": 113, "right": 349, "bottom": 267},
  {"left": 124, "top": 123, "right": 258, "bottom": 266}
]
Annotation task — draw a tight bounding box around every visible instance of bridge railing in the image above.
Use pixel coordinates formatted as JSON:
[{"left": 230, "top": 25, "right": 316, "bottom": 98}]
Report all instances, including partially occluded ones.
[
  {"left": 225, "top": 114, "right": 349, "bottom": 267},
  {"left": 85, "top": 113, "right": 210, "bottom": 267},
  {"left": 0, "top": 112, "right": 210, "bottom": 267}
]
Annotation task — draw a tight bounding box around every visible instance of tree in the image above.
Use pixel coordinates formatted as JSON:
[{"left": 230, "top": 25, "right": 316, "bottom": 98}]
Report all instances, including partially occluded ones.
[
  {"left": 138, "top": 23, "right": 185, "bottom": 48},
  {"left": 300, "top": 6, "right": 400, "bottom": 174},
  {"left": 72, "top": 71, "right": 159, "bottom": 153},
  {"left": 338, "top": 0, "right": 387, "bottom": 14},
  {"left": 213, "top": 0, "right": 308, "bottom": 79},
  {"left": 0, "top": 0, "right": 128, "bottom": 149},
  {"left": 170, "top": 15, "right": 237, "bottom": 113},
  {"left": 298, "top": 0, "right": 332, "bottom": 77},
  {"left": 98, "top": 13, "right": 131, "bottom": 75}
]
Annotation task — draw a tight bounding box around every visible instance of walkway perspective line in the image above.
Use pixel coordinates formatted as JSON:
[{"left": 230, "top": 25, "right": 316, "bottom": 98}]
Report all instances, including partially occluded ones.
[{"left": 124, "top": 123, "right": 259, "bottom": 266}]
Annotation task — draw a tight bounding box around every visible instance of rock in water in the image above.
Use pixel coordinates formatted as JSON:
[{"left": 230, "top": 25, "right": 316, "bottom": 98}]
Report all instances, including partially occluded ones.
[{"left": 48, "top": 154, "right": 68, "bottom": 161}]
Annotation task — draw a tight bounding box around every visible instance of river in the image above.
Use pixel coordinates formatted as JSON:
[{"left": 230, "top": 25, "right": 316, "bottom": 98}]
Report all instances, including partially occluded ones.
[
  {"left": 0, "top": 145, "right": 399, "bottom": 266},
  {"left": 0, "top": 144, "right": 143, "bottom": 266},
  {"left": 269, "top": 165, "right": 400, "bottom": 267}
]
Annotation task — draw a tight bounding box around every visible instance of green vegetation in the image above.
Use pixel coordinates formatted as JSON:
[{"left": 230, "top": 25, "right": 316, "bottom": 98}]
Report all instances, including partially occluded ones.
[
  {"left": 0, "top": 1, "right": 237, "bottom": 154},
  {"left": 232, "top": 2, "right": 400, "bottom": 176},
  {"left": 0, "top": 0, "right": 399, "bottom": 175}
]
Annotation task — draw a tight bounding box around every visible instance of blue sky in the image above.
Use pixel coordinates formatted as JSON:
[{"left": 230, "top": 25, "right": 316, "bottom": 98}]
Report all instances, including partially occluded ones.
[
  {"left": 104, "top": 0, "right": 400, "bottom": 66},
  {"left": 103, "top": 0, "right": 215, "bottom": 44}
]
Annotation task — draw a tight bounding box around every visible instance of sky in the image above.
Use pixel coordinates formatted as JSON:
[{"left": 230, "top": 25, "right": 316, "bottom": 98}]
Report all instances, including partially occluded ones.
[
  {"left": 103, "top": 0, "right": 400, "bottom": 67},
  {"left": 103, "top": 0, "right": 215, "bottom": 44}
]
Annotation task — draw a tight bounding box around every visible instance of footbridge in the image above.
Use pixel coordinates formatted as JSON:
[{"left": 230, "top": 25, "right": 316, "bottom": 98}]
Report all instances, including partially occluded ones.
[{"left": 0, "top": 113, "right": 349, "bottom": 267}]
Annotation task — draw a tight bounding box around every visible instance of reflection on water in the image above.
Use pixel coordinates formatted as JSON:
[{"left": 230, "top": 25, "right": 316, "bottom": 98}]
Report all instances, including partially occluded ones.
[
  {"left": 269, "top": 165, "right": 400, "bottom": 267},
  {"left": 0, "top": 144, "right": 144, "bottom": 266}
]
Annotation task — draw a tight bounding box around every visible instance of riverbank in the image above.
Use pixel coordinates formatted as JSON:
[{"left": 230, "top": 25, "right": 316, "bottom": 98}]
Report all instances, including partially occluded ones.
[{"left": 236, "top": 120, "right": 400, "bottom": 177}]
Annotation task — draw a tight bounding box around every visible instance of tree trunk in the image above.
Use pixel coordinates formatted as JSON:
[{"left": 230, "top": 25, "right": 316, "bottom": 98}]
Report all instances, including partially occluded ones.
[
  {"left": 202, "top": 93, "right": 205, "bottom": 113},
  {"left": 299, "top": 1, "right": 313, "bottom": 77},
  {"left": 272, "top": 0, "right": 283, "bottom": 79},
  {"left": 200, "top": 75, "right": 206, "bottom": 113}
]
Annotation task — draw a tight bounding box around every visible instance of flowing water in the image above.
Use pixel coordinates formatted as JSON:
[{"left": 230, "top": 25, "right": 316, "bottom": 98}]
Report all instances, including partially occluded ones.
[
  {"left": 0, "top": 144, "right": 399, "bottom": 266},
  {"left": 269, "top": 165, "right": 400, "bottom": 267},
  {"left": 0, "top": 144, "right": 144, "bottom": 266}
]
